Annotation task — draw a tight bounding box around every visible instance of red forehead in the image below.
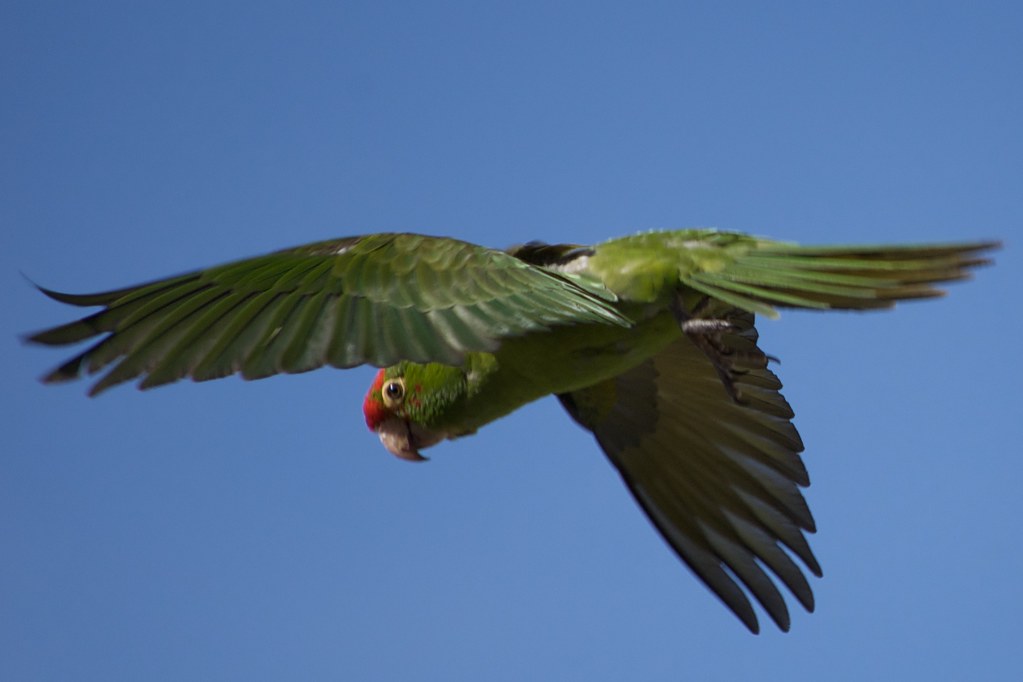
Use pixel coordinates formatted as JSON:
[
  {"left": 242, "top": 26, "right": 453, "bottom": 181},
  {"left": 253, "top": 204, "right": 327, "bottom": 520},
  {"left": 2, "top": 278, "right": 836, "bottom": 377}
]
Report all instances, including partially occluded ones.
[{"left": 362, "top": 369, "right": 389, "bottom": 430}]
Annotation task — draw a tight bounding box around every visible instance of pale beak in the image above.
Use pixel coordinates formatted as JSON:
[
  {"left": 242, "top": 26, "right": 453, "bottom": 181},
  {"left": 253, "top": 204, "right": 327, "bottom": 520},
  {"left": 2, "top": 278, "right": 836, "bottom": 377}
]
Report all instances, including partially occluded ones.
[{"left": 376, "top": 415, "right": 430, "bottom": 462}]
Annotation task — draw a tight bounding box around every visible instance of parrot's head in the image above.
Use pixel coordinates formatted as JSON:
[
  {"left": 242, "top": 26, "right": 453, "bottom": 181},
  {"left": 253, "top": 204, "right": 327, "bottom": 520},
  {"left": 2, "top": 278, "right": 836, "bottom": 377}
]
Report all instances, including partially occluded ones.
[{"left": 362, "top": 362, "right": 464, "bottom": 462}]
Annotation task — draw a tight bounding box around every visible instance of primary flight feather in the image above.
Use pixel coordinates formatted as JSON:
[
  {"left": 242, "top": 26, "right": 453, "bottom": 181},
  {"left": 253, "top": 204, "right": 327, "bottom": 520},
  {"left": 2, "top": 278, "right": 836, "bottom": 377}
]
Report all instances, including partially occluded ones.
[{"left": 26, "top": 228, "right": 997, "bottom": 633}]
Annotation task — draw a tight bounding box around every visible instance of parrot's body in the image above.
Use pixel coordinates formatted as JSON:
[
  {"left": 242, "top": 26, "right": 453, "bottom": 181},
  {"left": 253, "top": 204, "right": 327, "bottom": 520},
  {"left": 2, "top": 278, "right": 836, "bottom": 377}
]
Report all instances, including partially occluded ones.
[{"left": 27, "top": 229, "right": 997, "bottom": 633}]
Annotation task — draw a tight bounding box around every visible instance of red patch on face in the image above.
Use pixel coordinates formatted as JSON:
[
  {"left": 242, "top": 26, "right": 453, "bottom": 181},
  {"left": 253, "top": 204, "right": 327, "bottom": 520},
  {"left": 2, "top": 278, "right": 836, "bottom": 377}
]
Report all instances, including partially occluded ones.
[
  {"left": 363, "top": 369, "right": 389, "bottom": 430},
  {"left": 409, "top": 383, "right": 423, "bottom": 408}
]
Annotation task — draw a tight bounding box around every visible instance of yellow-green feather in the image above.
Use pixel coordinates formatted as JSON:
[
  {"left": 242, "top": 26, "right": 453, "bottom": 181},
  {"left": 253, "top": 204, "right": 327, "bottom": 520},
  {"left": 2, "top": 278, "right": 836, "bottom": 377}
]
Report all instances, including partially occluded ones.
[{"left": 586, "top": 229, "right": 997, "bottom": 317}]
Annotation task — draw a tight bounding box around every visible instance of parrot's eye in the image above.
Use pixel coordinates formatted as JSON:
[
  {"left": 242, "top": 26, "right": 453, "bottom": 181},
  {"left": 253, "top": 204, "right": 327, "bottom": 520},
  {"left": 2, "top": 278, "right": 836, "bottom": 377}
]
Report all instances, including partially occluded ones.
[{"left": 382, "top": 378, "right": 405, "bottom": 408}]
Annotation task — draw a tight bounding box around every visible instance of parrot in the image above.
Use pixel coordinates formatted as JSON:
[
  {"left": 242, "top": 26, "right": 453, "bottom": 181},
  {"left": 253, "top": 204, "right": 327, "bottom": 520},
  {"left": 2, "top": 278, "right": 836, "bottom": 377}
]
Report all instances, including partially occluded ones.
[{"left": 25, "top": 229, "right": 997, "bottom": 633}]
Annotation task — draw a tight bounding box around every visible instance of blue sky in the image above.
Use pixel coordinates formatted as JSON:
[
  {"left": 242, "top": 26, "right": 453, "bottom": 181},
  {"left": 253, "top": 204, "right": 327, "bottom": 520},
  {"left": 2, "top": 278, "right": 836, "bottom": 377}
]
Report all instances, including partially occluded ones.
[{"left": 3, "top": 1, "right": 1021, "bottom": 680}]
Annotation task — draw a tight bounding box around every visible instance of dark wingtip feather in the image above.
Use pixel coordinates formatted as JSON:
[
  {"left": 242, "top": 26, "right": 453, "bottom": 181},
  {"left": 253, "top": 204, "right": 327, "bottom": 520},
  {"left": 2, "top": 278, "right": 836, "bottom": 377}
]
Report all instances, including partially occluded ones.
[
  {"left": 22, "top": 274, "right": 153, "bottom": 346},
  {"left": 86, "top": 370, "right": 132, "bottom": 397},
  {"left": 40, "top": 354, "right": 88, "bottom": 384},
  {"left": 33, "top": 281, "right": 142, "bottom": 307},
  {"left": 37, "top": 337, "right": 111, "bottom": 388},
  {"left": 23, "top": 313, "right": 106, "bottom": 346},
  {"left": 965, "top": 240, "right": 1002, "bottom": 254}
]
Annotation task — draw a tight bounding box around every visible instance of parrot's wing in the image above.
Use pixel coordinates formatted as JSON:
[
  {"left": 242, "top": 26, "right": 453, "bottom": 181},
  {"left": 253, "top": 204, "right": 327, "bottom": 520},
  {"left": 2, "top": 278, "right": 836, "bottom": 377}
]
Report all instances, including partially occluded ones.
[
  {"left": 27, "top": 233, "right": 628, "bottom": 395},
  {"left": 558, "top": 314, "right": 816, "bottom": 634},
  {"left": 590, "top": 229, "right": 998, "bottom": 315}
]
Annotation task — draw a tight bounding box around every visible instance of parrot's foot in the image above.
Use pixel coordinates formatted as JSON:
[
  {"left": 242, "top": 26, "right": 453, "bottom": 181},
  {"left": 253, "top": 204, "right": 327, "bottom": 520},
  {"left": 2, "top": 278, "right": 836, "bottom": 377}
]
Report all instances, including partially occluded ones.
[{"left": 672, "top": 297, "right": 769, "bottom": 405}]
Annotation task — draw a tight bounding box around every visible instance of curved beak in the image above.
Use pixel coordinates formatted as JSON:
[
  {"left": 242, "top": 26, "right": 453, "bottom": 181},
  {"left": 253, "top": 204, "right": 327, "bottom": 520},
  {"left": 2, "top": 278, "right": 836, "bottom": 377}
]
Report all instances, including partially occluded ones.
[{"left": 375, "top": 415, "right": 430, "bottom": 462}]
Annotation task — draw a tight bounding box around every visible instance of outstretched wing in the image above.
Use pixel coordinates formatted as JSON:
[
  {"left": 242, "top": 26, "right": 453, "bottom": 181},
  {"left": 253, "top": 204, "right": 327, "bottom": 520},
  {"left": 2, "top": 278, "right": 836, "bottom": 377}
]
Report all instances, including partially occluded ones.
[
  {"left": 558, "top": 315, "right": 817, "bottom": 633},
  {"left": 27, "top": 233, "right": 628, "bottom": 395},
  {"left": 588, "top": 229, "right": 999, "bottom": 316}
]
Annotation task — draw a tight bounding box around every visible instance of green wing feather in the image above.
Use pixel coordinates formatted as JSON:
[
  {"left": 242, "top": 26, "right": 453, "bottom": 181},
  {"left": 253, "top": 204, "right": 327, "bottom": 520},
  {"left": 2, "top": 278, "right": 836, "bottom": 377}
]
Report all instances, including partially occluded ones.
[
  {"left": 684, "top": 240, "right": 998, "bottom": 318},
  {"left": 590, "top": 230, "right": 999, "bottom": 316},
  {"left": 558, "top": 315, "right": 817, "bottom": 634},
  {"left": 26, "top": 234, "right": 629, "bottom": 395}
]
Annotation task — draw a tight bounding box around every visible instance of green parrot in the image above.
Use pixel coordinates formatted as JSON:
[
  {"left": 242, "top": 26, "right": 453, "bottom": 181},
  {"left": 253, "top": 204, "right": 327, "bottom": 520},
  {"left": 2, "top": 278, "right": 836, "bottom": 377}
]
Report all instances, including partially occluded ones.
[{"left": 26, "top": 229, "right": 997, "bottom": 633}]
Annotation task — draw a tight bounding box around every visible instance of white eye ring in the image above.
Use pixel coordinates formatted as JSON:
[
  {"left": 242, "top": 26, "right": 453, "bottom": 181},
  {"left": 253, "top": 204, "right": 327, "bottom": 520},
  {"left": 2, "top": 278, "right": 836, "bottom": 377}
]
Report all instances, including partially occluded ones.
[{"left": 382, "top": 378, "right": 405, "bottom": 408}]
